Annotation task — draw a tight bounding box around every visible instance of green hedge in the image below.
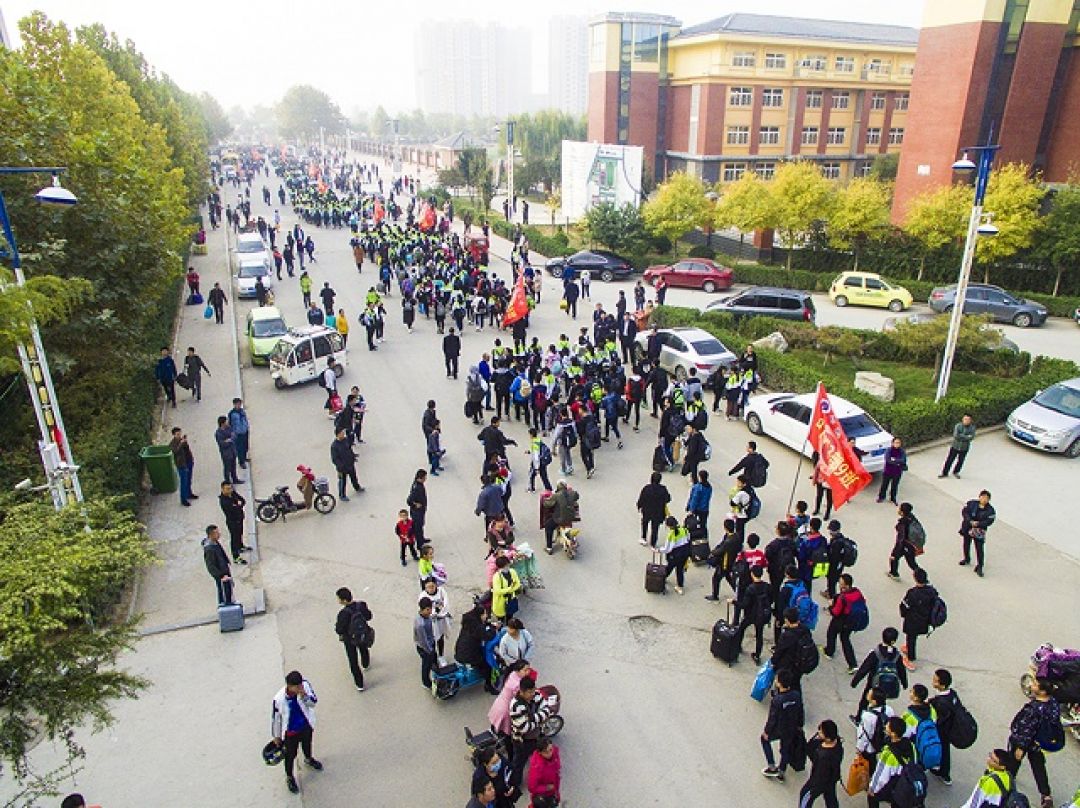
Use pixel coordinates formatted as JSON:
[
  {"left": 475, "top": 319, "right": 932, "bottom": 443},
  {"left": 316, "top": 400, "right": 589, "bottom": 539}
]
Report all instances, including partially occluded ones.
[
  {"left": 1015, "top": 291, "right": 1080, "bottom": 319},
  {"left": 651, "top": 305, "right": 1078, "bottom": 444}
]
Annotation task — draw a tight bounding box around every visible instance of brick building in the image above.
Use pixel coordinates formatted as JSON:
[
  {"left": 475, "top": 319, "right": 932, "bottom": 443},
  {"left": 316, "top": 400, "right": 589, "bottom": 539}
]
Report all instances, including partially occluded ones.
[
  {"left": 586, "top": 12, "right": 918, "bottom": 183},
  {"left": 893, "top": 0, "right": 1080, "bottom": 221}
]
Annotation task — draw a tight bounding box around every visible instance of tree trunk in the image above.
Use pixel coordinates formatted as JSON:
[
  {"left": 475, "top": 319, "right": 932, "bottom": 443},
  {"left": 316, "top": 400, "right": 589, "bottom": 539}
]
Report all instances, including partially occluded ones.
[
  {"left": 852, "top": 247, "right": 860, "bottom": 272},
  {"left": 1053, "top": 265, "right": 1063, "bottom": 297},
  {"left": 931, "top": 350, "right": 942, "bottom": 384},
  {"left": 736, "top": 232, "right": 745, "bottom": 267},
  {"left": 917, "top": 254, "right": 926, "bottom": 281}
]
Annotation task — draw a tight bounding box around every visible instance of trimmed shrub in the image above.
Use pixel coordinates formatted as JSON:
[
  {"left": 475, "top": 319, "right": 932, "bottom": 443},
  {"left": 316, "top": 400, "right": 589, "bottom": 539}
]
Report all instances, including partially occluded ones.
[{"left": 688, "top": 244, "right": 717, "bottom": 259}]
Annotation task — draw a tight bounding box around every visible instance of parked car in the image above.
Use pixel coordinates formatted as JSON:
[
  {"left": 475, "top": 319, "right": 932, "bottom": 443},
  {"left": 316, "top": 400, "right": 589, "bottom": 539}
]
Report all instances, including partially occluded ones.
[
  {"left": 1005, "top": 377, "right": 1080, "bottom": 457},
  {"left": 928, "top": 283, "right": 1048, "bottom": 328},
  {"left": 633, "top": 326, "right": 737, "bottom": 381},
  {"left": 881, "top": 312, "right": 1019, "bottom": 352},
  {"left": 829, "top": 271, "right": 913, "bottom": 312},
  {"left": 643, "top": 259, "right": 734, "bottom": 293},
  {"left": 743, "top": 391, "right": 893, "bottom": 473},
  {"left": 703, "top": 287, "right": 816, "bottom": 323},
  {"left": 246, "top": 306, "right": 288, "bottom": 365},
  {"left": 235, "top": 256, "right": 274, "bottom": 299},
  {"left": 269, "top": 326, "right": 348, "bottom": 389},
  {"left": 1074, "top": 306, "right": 1080, "bottom": 326},
  {"left": 545, "top": 250, "right": 635, "bottom": 282}
]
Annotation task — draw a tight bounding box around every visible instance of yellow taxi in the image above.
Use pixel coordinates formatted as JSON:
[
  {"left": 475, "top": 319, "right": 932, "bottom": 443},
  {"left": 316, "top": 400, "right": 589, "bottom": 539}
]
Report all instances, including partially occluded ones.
[{"left": 829, "top": 271, "right": 913, "bottom": 312}]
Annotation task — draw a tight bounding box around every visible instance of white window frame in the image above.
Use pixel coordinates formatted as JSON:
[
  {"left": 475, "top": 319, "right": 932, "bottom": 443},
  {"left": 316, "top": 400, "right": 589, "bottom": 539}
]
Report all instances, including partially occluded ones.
[
  {"left": 834, "top": 56, "right": 855, "bottom": 73},
  {"left": 764, "top": 52, "right": 787, "bottom": 69},
  {"left": 801, "top": 127, "right": 819, "bottom": 146},
  {"left": 722, "top": 163, "right": 747, "bottom": 182},
  {"left": 821, "top": 162, "right": 841, "bottom": 179},
  {"left": 831, "top": 92, "right": 850, "bottom": 110},
  {"left": 756, "top": 162, "right": 776, "bottom": 179},
  {"left": 870, "top": 92, "right": 886, "bottom": 111},
  {"left": 865, "top": 127, "right": 882, "bottom": 146},
  {"left": 805, "top": 90, "right": 823, "bottom": 109},
  {"left": 761, "top": 88, "right": 784, "bottom": 108},
  {"left": 729, "top": 86, "right": 753, "bottom": 106},
  {"left": 759, "top": 126, "right": 781, "bottom": 145},
  {"left": 894, "top": 93, "right": 910, "bottom": 111},
  {"left": 732, "top": 51, "right": 756, "bottom": 68},
  {"left": 726, "top": 126, "right": 750, "bottom": 145},
  {"left": 827, "top": 127, "right": 846, "bottom": 145},
  {"left": 888, "top": 127, "right": 905, "bottom": 145}
]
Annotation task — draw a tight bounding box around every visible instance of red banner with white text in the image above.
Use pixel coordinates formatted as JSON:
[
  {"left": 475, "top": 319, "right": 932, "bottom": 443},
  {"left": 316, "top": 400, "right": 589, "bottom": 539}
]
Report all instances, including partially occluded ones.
[{"left": 807, "top": 382, "right": 872, "bottom": 510}]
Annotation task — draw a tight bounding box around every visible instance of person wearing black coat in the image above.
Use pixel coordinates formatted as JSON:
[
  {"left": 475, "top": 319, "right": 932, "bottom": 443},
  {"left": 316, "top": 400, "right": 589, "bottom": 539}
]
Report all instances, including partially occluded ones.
[
  {"left": 734, "top": 566, "right": 772, "bottom": 663},
  {"left": 442, "top": 328, "right": 461, "bottom": 378},
  {"left": 422, "top": 400, "right": 438, "bottom": 439},
  {"left": 850, "top": 628, "right": 909, "bottom": 714},
  {"left": 408, "top": 470, "right": 429, "bottom": 547},
  {"left": 478, "top": 417, "right": 516, "bottom": 461},
  {"left": 771, "top": 607, "right": 813, "bottom": 691},
  {"left": 761, "top": 667, "right": 805, "bottom": 781},
  {"left": 887, "top": 502, "right": 922, "bottom": 580},
  {"left": 334, "top": 587, "right": 373, "bottom": 691},
  {"left": 647, "top": 365, "right": 668, "bottom": 417},
  {"left": 330, "top": 428, "right": 363, "bottom": 500},
  {"left": 218, "top": 481, "right": 249, "bottom": 564},
  {"left": 764, "top": 523, "right": 797, "bottom": 600},
  {"left": 455, "top": 604, "right": 497, "bottom": 693},
  {"left": 681, "top": 425, "right": 707, "bottom": 481},
  {"left": 636, "top": 472, "right": 671, "bottom": 547},
  {"left": 899, "top": 568, "right": 938, "bottom": 668},
  {"left": 202, "top": 525, "right": 233, "bottom": 605},
  {"left": 801, "top": 721, "right": 844, "bottom": 808},
  {"left": 958, "top": 490, "right": 996, "bottom": 577}
]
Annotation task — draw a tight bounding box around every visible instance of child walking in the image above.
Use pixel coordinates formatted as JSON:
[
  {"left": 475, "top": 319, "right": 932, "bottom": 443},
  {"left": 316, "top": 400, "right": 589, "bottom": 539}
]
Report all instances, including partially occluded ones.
[{"left": 395, "top": 508, "right": 420, "bottom": 567}]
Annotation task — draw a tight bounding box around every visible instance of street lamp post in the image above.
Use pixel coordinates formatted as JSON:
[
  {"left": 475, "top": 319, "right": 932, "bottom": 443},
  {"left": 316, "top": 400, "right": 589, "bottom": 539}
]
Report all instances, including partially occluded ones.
[
  {"left": 0, "top": 167, "right": 83, "bottom": 509},
  {"left": 935, "top": 142, "right": 1001, "bottom": 403}
]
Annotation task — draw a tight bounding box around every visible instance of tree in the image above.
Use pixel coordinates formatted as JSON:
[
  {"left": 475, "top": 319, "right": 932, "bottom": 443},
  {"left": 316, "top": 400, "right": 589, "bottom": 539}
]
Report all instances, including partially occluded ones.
[
  {"left": 767, "top": 162, "right": 835, "bottom": 269},
  {"left": 275, "top": 84, "right": 345, "bottom": 140},
  {"left": 456, "top": 148, "right": 489, "bottom": 202},
  {"left": 476, "top": 163, "right": 496, "bottom": 214},
  {"left": 641, "top": 172, "right": 713, "bottom": 245},
  {"left": 976, "top": 163, "right": 1044, "bottom": 282},
  {"left": 197, "top": 92, "right": 232, "bottom": 143},
  {"left": 583, "top": 202, "right": 647, "bottom": 253},
  {"left": 903, "top": 184, "right": 969, "bottom": 279},
  {"left": 828, "top": 178, "right": 893, "bottom": 270},
  {"left": 870, "top": 153, "right": 899, "bottom": 181},
  {"left": 890, "top": 313, "right": 998, "bottom": 380},
  {"left": 814, "top": 326, "right": 863, "bottom": 366},
  {"left": 714, "top": 173, "right": 774, "bottom": 264},
  {"left": 0, "top": 266, "right": 91, "bottom": 374},
  {"left": 370, "top": 105, "right": 389, "bottom": 138},
  {"left": 1038, "top": 181, "right": 1080, "bottom": 296},
  {"left": 0, "top": 498, "right": 155, "bottom": 801},
  {"left": 510, "top": 110, "right": 586, "bottom": 193}
]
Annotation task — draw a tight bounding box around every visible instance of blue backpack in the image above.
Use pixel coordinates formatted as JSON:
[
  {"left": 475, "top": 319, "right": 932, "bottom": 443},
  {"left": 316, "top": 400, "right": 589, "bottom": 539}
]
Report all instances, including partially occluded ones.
[
  {"left": 789, "top": 582, "right": 819, "bottom": 630},
  {"left": 745, "top": 487, "right": 762, "bottom": 520},
  {"left": 847, "top": 592, "right": 870, "bottom": 632},
  {"left": 911, "top": 711, "right": 943, "bottom": 770}
]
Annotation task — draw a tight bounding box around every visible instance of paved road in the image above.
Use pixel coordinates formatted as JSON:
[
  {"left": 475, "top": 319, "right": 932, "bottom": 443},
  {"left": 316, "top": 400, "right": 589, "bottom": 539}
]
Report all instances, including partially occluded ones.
[{"left": 10, "top": 157, "right": 1079, "bottom": 807}]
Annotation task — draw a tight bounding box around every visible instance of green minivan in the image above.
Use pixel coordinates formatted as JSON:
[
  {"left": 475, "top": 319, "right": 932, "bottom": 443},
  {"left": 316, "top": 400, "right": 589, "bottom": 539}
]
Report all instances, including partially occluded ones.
[{"left": 246, "top": 306, "right": 288, "bottom": 365}]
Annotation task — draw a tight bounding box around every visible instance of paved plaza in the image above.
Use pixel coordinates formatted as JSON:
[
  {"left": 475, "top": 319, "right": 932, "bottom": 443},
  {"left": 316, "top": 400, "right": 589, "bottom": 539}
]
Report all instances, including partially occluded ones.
[{"left": 7, "top": 156, "right": 1080, "bottom": 808}]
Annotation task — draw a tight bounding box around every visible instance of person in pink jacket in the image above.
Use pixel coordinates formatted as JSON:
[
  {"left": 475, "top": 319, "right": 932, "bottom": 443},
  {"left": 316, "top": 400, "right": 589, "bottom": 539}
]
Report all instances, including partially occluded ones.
[
  {"left": 487, "top": 660, "right": 539, "bottom": 737},
  {"left": 527, "top": 737, "right": 561, "bottom": 807},
  {"left": 485, "top": 545, "right": 517, "bottom": 588}
]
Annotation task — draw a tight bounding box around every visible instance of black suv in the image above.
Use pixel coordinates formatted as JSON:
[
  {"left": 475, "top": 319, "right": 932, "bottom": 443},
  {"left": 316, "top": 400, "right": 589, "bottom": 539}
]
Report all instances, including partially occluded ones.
[{"left": 704, "top": 286, "right": 816, "bottom": 323}]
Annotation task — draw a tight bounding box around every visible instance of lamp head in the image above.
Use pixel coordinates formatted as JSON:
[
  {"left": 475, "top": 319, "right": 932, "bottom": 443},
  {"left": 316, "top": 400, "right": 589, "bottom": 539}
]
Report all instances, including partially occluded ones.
[
  {"left": 35, "top": 174, "right": 77, "bottom": 206},
  {"left": 977, "top": 221, "right": 999, "bottom": 237},
  {"left": 951, "top": 153, "right": 977, "bottom": 173},
  {"left": 14, "top": 478, "right": 32, "bottom": 491}
]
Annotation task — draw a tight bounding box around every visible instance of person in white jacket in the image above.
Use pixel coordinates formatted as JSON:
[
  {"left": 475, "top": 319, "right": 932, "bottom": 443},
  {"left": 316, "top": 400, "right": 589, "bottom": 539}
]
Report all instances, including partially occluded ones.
[
  {"left": 855, "top": 687, "right": 896, "bottom": 772},
  {"left": 497, "top": 618, "right": 535, "bottom": 667},
  {"left": 271, "top": 671, "right": 322, "bottom": 794}
]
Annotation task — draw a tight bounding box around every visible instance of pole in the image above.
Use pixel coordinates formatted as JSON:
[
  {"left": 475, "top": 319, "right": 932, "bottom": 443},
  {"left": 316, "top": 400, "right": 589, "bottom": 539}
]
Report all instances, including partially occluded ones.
[
  {"left": 786, "top": 438, "right": 809, "bottom": 515},
  {"left": 506, "top": 120, "right": 515, "bottom": 221},
  {"left": 0, "top": 172, "right": 83, "bottom": 508},
  {"left": 935, "top": 146, "right": 995, "bottom": 402}
]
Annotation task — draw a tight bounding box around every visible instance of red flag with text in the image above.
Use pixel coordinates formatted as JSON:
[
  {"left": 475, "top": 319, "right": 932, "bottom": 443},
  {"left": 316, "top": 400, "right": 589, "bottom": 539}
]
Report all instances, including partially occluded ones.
[
  {"left": 502, "top": 273, "right": 529, "bottom": 328},
  {"left": 807, "top": 382, "right": 872, "bottom": 510}
]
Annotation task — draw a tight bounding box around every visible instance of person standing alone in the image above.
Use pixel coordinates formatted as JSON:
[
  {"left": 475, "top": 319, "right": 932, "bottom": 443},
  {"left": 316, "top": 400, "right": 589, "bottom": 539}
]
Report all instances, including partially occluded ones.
[
  {"left": 169, "top": 427, "right": 197, "bottom": 507},
  {"left": 958, "top": 489, "right": 995, "bottom": 577},
  {"left": 939, "top": 414, "right": 976, "bottom": 478},
  {"left": 218, "top": 481, "right": 250, "bottom": 564},
  {"left": 334, "top": 587, "right": 373, "bottom": 692},
  {"left": 202, "top": 525, "right": 233, "bottom": 605},
  {"left": 228, "top": 398, "right": 250, "bottom": 469},
  {"left": 271, "top": 671, "right": 323, "bottom": 794}
]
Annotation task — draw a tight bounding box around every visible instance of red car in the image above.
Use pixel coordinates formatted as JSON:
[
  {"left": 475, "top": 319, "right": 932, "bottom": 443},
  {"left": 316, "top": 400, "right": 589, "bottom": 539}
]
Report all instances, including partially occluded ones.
[{"left": 643, "top": 259, "right": 735, "bottom": 293}]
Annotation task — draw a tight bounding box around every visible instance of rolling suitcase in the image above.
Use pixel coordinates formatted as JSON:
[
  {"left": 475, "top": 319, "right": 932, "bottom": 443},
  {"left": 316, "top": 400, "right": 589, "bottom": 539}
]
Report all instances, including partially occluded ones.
[
  {"left": 710, "top": 601, "right": 740, "bottom": 664},
  {"left": 691, "top": 535, "right": 710, "bottom": 564},
  {"left": 218, "top": 602, "right": 245, "bottom": 633},
  {"left": 652, "top": 445, "right": 668, "bottom": 472},
  {"left": 645, "top": 550, "right": 667, "bottom": 594}
]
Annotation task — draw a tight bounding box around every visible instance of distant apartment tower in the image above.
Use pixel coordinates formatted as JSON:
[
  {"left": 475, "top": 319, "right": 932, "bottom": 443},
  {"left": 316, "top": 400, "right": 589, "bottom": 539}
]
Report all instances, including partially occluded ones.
[
  {"left": 415, "top": 21, "right": 532, "bottom": 118},
  {"left": 0, "top": 6, "right": 12, "bottom": 49},
  {"left": 587, "top": 12, "right": 918, "bottom": 182},
  {"left": 893, "top": 0, "right": 1080, "bottom": 221},
  {"left": 549, "top": 15, "right": 589, "bottom": 114}
]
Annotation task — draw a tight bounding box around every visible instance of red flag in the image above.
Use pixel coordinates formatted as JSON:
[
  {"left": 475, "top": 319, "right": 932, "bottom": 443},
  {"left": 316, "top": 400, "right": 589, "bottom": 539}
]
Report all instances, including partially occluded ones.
[
  {"left": 807, "top": 382, "right": 872, "bottom": 510},
  {"left": 373, "top": 199, "right": 385, "bottom": 225},
  {"left": 502, "top": 273, "right": 529, "bottom": 328}
]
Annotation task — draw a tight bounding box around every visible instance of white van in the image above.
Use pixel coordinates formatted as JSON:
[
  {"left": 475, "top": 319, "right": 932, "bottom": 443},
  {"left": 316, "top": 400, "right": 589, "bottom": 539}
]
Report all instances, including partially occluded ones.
[{"left": 269, "top": 326, "right": 347, "bottom": 389}]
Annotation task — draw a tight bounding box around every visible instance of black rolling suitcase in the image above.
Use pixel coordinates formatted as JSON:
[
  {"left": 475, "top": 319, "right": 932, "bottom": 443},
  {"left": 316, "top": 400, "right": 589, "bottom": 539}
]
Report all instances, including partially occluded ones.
[
  {"left": 651, "top": 444, "right": 668, "bottom": 472},
  {"left": 710, "top": 601, "right": 740, "bottom": 664},
  {"left": 686, "top": 513, "right": 709, "bottom": 563},
  {"left": 645, "top": 550, "right": 666, "bottom": 594}
]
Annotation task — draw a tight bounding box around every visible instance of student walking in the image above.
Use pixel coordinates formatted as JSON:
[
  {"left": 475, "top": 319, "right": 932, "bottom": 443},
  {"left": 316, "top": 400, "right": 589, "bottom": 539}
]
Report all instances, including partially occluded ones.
[
  {"left": 214, "top": 416, "right": 242, "bottom": 485},
  {"left": 182, "top": 347, "right": 210, "bottom": 402},
  {"left": 940, "top": 414, "right": 976, "bottom": 478},
  {"left": 899, "top": 568, "right": 939, "bottom": 670},
  {"left": 855, "top": 687, "right": 896, "bottom": 773},
  {"left": 876, "top": 437, "right": 907, "bottom": 504},
  {"left": 270, "top": 671, "right": 323, "bottom": 794},
  {"left": 659, "top": 515, "right": 692, "bottom": 595},
  {"left": 799, "top": 720, "right": 844, "bottom": 808},
  {"left": 761, "top": 667, "right": 804, "bottom": 782},
  {"left": 408, "top": 470, "right": 429, "bottom": 547},
  {"left": 154, "top": 347, "right": 177, "bottom": 408},
  {"left": 201, "top": 525, "right": 233, "bottom": 606},
  {"left": 636, "top": 472, "right": 671, "bottom": 547},
  {"left": 334, "top": 587, "right": 373, "bottom": 691},
  {"left": 1007, "top": 678, "right": 1060, "bottom": 808},
  {"left": 330, "top": 428, "right": 363, "bottom": 500},
  {"left": 959, "top": 749, "right": 1016, "bottom": 808},
  {"left": 850, "top": 627, "right": 908, "bottom": 715},
  {"left": 887, "top": 503, "right": 923, "bottom": 581},
  {"left": 866, "top": 716, "right": 917, "bottom": 807},
  {"left": 228, "top": 398, "right": 250, "bottom": 469},
  {"left": 823, "top": 574, "right": 865, "bottom": 673},
  {"left": 958, "top": 490, "right": 995, "bottom": 577},
  {"left": 207, "top": 282, "right": 227, "bottom": 324},
  {"left": 169, "top": 427, "right": 196, "bottom": 506},
  {"left": 929, "top": 668, "right": 963, "bottom": 785},
  {"left": 733, "top": 565, "right": 771, "bottom": 664}
]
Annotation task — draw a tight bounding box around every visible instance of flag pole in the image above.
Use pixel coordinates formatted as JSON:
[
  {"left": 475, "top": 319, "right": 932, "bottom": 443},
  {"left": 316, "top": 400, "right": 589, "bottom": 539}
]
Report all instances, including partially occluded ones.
[{"left": 787, "top": 437, "right": 808, "bottom": 515}]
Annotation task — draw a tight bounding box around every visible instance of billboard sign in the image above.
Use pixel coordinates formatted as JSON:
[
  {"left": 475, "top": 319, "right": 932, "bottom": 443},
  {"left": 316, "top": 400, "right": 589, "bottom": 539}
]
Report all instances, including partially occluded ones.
[{"left": 561, "top": 140, "right": 643, "bottom": 222}]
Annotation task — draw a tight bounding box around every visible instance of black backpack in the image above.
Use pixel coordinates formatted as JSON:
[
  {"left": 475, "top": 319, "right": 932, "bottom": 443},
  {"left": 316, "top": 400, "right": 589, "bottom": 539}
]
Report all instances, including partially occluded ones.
[
  {"left": 867, "top": 706, "right": 889, "bottom": 753},
  {"left": 871, "top": 647, "right": 902, "bottom": 699},
  {"left": 928, "top": 593, "right": 948, "bottom": 631},
  {"left": 749, "top": 455, "right": 769, "bottom": 487},
  {"left": 347, "top": 607, "right": 373, "bottom": 648},
  {"left": 891, "top": 758, "right": 928, "bottom": 808},
  {"left": 838, "top": 535, "right": 859, "bottom": 567},
  {"left": 796, "top": 630, "right": 819, "bottom": 674},
  {"left": 945, "top": 693, "right": 978, "bottom": 750}
]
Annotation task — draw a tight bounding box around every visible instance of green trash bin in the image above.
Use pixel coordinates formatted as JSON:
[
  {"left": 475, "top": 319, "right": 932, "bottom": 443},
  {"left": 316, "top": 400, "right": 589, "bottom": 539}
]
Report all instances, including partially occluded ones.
[{"left": 140, "top": 445, "right": 179, "bottom": 494}]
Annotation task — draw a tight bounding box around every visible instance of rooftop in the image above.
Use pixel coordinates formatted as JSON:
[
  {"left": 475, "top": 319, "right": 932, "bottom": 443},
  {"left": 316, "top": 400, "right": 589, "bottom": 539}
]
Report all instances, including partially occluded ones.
[
  {"left": 590, "top": 12, "right": 682, "bottom": 27},
  {"left": 674, "top": 12, "right": 919, "bottom": 47}
]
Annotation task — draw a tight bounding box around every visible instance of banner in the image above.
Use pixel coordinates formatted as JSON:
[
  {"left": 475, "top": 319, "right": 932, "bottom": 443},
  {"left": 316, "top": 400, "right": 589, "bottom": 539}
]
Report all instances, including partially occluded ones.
[
  {"left": 560, "top": 141, "right": 644, "bottom": 222},
  {"left": 502, "top": 273, "right": 529, "bottom": 328},
  {"left": 807, "top": 382, "right": 872, "bottom": 510}
]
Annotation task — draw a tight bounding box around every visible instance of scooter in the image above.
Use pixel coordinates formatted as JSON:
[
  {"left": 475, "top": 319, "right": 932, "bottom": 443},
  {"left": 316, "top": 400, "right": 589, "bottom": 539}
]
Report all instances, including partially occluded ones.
[
  {"left": 463, "top": 685, "right": 565, "bottom": 762},
  {"left": 432, "top": 626, "right": 505, "bottom": 700},
  {"left": 556, "top": 526, "right": 581, "bottom": 559},
  {"left": 256, "top": 477, "right": 335, "bottom": 523}
]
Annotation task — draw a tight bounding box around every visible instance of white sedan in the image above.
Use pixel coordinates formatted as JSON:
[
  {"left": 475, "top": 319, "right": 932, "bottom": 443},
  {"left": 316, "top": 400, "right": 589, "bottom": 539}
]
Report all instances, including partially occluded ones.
[
  {"left": 236, "top": 256, "right": 274, "bottom": 299},
  {"left": 633, "top": 326, "right": 737, "bottom": 381},
  {"left": 743, "top": 391, "right": 892, "bottom": 473}
]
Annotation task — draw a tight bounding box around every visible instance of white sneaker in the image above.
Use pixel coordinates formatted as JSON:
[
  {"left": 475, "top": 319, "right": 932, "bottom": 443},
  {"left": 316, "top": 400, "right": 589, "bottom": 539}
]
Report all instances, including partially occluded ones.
[{"left": 639, "top": 538, "right": 648, "bottom": 546}]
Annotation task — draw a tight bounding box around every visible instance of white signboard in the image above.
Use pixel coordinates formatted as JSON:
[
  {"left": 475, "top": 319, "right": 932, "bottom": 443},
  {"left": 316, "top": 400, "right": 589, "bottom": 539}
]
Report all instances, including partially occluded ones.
[{"left": 561, "top": 140, "right": 644, "bottom": 222}]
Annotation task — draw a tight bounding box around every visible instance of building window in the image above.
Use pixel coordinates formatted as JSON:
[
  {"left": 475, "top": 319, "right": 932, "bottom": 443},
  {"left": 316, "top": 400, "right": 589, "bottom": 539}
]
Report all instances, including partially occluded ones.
[
  {"left": 756, "top": 162, "right": 776, "bottom": 179},
  {"left": 726, "top": 126, "right": 750, "bottom": 145},
  {"left": 800, "top": 55, "right": 827, "bottom": 71},
  {"left": 827, "top": 127, "right": 846, "bottom": 145},
  {"left": 732, "top": 51, "right": 756, "bottom": 67},
  {"left": 723, "top": 163, "right": 747, "bottom": 182},
  {"left": 762, "top": 88, "right": 784, "bottom": 108},
  {"left": 867, "top": 58, "right": 892, "bottom": 74},
  {"left": 856, "top": 162, "right": 873, "bottom": 177},
  {"left": 759, "top": 126, "right": 781, "bottom": 145},
  {"left": 834, "top": 55, "right": 855, "bottom": 73},
  {"left": 894, "top": 93, "right": 910, "bottom": 111},
  {"left": 888, "top": 127, "right": 905, "bottom": 145},
  {"left": 821, "top": 162, "right": 841, "bottom": 179},
  {"left": 632, "top": 23, "right": 660, "bottom": 63},
  {"left": 729, "top": 86, "right": 753, "bottom": 106},
  {"left": 898, "top": 62, "right": 915, "bottom": 77},
  {"left": 866, "top": 127, "right": 882, "bottom": 146},
  {"left": 832, "top": 92, "right": 850, "bottom": 110},
  {"left": 805, "top": 90, "right": 823, "bottom": 109},
  {"left": 764, "top": 52, "right": 787, "bottom": 69},
  {"left": 870, "top": 92, "right": 886, "bottom": 111},
  {"left": 801, "top": 126, "right": 819, "bottom": 146}
]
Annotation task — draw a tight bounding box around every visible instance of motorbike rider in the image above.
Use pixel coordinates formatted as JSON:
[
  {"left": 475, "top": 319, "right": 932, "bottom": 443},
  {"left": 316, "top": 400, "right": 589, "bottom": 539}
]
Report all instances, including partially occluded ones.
[
  {"left": 541, "top": 481, "right": 579, "bottom": 556},
  {"left": 508, "top": 676, "right": 551, "bottom": 792}
]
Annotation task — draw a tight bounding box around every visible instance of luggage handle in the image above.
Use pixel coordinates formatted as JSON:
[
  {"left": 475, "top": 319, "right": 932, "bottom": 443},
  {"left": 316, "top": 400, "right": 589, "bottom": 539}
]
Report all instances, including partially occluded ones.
[
  {"left": 651, "top": 549, "right": 665, "bottom": 566},
  {"left": 726, "top": 598, "right": 735, "bottom": 623}
]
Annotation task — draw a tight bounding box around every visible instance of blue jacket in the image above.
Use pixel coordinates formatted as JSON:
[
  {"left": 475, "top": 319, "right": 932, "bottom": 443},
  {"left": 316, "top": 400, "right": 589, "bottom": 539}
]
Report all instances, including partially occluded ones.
[
  {"left": 687, "top": 481, "right": 712, "bottom": 513},
  {"left": 228, "top": 407, "right": 250, "bottom": 436},
  {"left": 797, "top": 532, "right": 826, "bottom": 577},
  {"left": 600, "top": 392, "right": 619, "bottom": 420},
  {"left": 155, "top": 356, "right": 177, "bottom": 383}
]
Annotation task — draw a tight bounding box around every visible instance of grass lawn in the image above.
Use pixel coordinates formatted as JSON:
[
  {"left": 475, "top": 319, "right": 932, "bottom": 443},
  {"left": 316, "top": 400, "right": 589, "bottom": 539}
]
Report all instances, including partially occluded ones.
[{"left": 788, "top": 349, "right": 985, "bottom": 401}]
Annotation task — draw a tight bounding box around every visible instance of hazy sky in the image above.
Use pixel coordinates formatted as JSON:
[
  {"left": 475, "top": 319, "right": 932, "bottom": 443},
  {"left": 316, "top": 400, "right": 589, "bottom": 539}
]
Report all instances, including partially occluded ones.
[{"left": 2, "top": 0, "right": 924, "bottom": 114}]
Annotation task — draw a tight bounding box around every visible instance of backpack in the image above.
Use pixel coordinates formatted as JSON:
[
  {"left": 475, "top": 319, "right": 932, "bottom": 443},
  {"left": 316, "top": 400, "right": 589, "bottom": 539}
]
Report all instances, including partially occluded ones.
[
  {"left": 692, "top": 407, "right": 708, "bottom": 431},
  {"left": 867, "top": 706, "right": 889, "bottom": 753},
  {"left": 702, "top": 439, "right": 713, "bottom": 461},
  {"left": 791, "top": 583, "right": 819, "bottom": 630},
  {"left": 796, "top": 629, "right": 820, "bottom": 674},
  {"left": 317, "top": 371, "right": 328, "bottom": 389},
  {"left": 907, "top": 518, "right": 927, "bottom": 549},
  {"left": 629, "top": 378, "right": 645, "bottom": 401},
  {"left": 586, "top": 421, "right": 601, "bottom": 450},
  {"left": 533, "top": 386, "right": 548, "bottom": 410},
  {"left": 1035, "top": 708, "right": 1066, "bottom": 752},
  {"left": 667, "top": 411, "right": 687, "bottom": 439},
  {"left": 616, "top": 397, "right": 629, "bottom": 418},
  {"left": 562, "top": 426, "right": 578, "bottom": 449},
  {"left": 749, "top": 455, "right": 769, "bottom": 487},
  {"left": 891, "top": 759, "right": 928, "bottom": 808},
  {"left": 538, "top": 442, "right": 552, "bottom": 466},
  {"left": 928, "top": 594, "right": 948, "bottom": 632},
  {"left": 872, "top": 647, "right": 902, "bottom": 699},
  {"left": 518, "top": 379, "right": 532, "bottom": 398},
  {"left": 989, "top": 773, "right": 1032, "bottom": 808},
  {"left": 946, "top": 694, "right": 978, "bottom": 750},
  {"left": 347, "top": 607, "right": 373, "bottom": 649},
  {"left": 774, "top": 540, "right": 796, "bottom": 578},
  {"left": 911, "top": 710, "right": 943, "bottom": 770},
  {"left": 847, "top": 593, "right": 870, "bottom": 632},
  {"left": 839, "top": 536, "right": 859, "bottom": 567},
  {"left": 684, "top": 512, "right": 707, "bottom": 540},
  {"left": 788, "top": 728, "right": 808, "bottom": 772},
  {"left": 744, "top": 487, "right": 761, "bottom": 520}
]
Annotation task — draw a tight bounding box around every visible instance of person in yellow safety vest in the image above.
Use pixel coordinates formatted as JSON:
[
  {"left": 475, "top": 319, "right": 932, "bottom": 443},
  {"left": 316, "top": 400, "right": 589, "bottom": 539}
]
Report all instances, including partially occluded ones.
[
  {"left": 868, "top": 716, "right": 918, "bottom": 802},
  {"left": 659, "top": 515, "right": 692, "bottom": 595},
  {"left": 902, "top": 684, "right": 938, "bottom": 739},
  {"left": 557, "top": 335, "right": 571, "bottom": 353},
  {"left": 365, "top": 287, "right": 381, "bottom": 307},
  {"left": 492, "top": 341, "right": 509, "bottom": 361},
  {"left": 959, "top": 749, "right": 1015, "bottom": 808}
]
